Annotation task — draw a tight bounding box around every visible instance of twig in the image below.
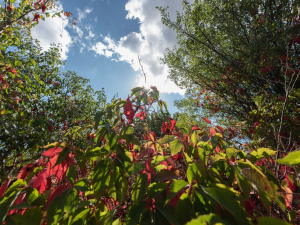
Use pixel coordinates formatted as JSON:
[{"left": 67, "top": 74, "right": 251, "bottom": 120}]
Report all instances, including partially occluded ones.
[{"left": 138, "top": 55, "right": 146, "bottom": 83}]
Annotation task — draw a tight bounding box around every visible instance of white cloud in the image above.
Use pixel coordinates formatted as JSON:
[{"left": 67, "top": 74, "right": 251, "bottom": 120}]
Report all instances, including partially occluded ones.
[
  {"left": 89, "top": 42, "right": 113, "bottom": 58},
  {"left": 77, "top": 7, "right": 93, "bottom": 22},
  {"left": 31, "top": 2, "right": 72, "bottom": 60},
  {"left": 89, "top": 0, "right": 188, "bottom": 94},
  {"left": 85, "top": 30, "right": 95, "bottom": 40},
  {"left": 95, "top": 16, "right": 98, "bottom": 22}
]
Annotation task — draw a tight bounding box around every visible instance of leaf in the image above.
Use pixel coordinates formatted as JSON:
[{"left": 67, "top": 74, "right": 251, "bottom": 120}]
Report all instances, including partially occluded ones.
[
  {"left": 169, "top": 139, "right": 183, "bottom": 155},
  {"left": 215, "top": 126, "right": 224, "bottom": 136},
  {"left": 25, "top": 166, "right": 43, "bottom": 183},
  {"left": 187, "top": 162, "right": 198, "bottom": 185},
  {"left": 210, "top": 155, "right": 226, "bottom": 166},
  {"left": 74, "top": 179, "right": 90, "bottom": 192},
  {"left": 94, "top": 111, "right": 105, "bottom": 129},
  {"left": 210, "top": 127, "right": 216, "bottom": 136},
  {"left": 202, "top": 184, "right": 251, "bottom": 225},
  {"left": 191, "top": 132, "right": 197, "bottom": 146},
  {"left": 54, "top": 147, "right": 71, "bottom": 167},
  {"left": 42, "top": 142, "right": 66, "bottom": 149},
  {"left": 47, "top": 189, "right": 79, "bottom": 224},
  {"left": 251, "top": 148, "right": 276, "bottom": 161},
  {"left": 92, "top": 158, "right": 111, "bottom": 198},
  {"left": 201, "top": 117, "right": 211, "bottom": 124},
  {"left": 175, "top": 192, "right": 192, "bottom": 225},
  {"left": 150, "top": 156, "right": 170, "bottom": 167},
  {"left": 0, "top": 178, "right": 11, "bottom": 198},
  {"left": 120, "top": 134, "right": 140, "bottom": 146},
  {"left": 79, "top": 148, "right": 109, "bottom": 161},
  {"left": 131, "top": 173, "right": 148, "bottom": 203},
  {"left": 45, "top": 185, "right": 70, "bottom": 208},
  {"left": 147, "top": 182, "right": 168, "bottom": 199},
  {"left": 155, "top": 203, "right": 179, "bottom": 225},
  {"left": 71, "top": 208, "right": 90, "bottom": 225},
  {"left": 6, "top": 180, "right": 26, "bottom": 196},
  {"left": 126, "top": 201, "right": 147, "bottom": 225},
  {"left": 226, "top": 148, "right": 239, "bottom": 159},
  {"left": 241, "top": 168, "right": 286, "bottom": 210},
  {"left": 152, "top": 169, "right": 182, "bottom": 182},
  {"left": 165, "top": 180, "right": 188, "bottom": 204},
  {"left": 257, "top": 217, "right": 290, "bottom": 225},
  {"left": 133, "top": 123, "right": 149, "bottom": 132},
  {"left": 137, "top": 148, "right": 154, "bottom": 159},
  {"left": 66, "top": 165, "right": 77, "bottom": 184},
  {"left": 277, "top": 150, "right": 300, "bottom": 166},
  {"left": 15, "top": 61, "right": 22, "bottom": 66},
  {"left": 157, "top": 135, "right": 176, "bottom": 144},
  {"left": 185, "top": 213, "right": 226, "bottom": 225},
  {"left": 6, "top": 208, "right": 43, "bottom": 225}
]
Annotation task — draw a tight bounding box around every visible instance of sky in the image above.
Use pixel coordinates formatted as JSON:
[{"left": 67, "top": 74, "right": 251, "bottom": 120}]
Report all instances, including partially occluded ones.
[{"left": 31, "top": 0, "right": 189, "bottom": 114}]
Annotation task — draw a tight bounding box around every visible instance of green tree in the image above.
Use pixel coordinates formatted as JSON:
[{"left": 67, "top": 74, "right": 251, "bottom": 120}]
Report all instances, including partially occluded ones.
[
  {"left": 0, "top": 1, "right": 106, "bottom": 179},
  {"left": 158, "top": 0, "right": 300, "bottom": 153}
]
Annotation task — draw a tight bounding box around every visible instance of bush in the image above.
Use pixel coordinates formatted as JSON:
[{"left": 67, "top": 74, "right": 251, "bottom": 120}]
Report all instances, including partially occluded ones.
[{"left": 0, "top": 87, "right": 299, "bottom": 224}]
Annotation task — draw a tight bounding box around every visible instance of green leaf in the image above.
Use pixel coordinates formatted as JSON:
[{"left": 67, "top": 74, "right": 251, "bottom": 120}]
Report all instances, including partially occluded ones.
[
  {"left": 257, "top": 217, "right": 290, "bottom": 225},
  {"left": 74, "top": 179, "right": 90, "bottom": 192},
  {"left": 241, "top": 168, "right": 286, "bottom": 211},
  {"left": 71, "top": 208, "right": 90, "bottom": 225},
  {"left": 234, "top": 167, "right": 252, "bottom": 199},
  {"left": 26, "top": 166, "right": 43, "bottom": 183},
  {"left": 210, "top": 155, "right": 226, "bottom": 166},
  {"left": 169, "top": 139, "right": 183, "bottom": 155},
  {"left": 175, "top": 192, "right": 192, "bottom": 225},
  {"left": 15, "top": 61, "right": 22, "bottom": 66},
  {"left": 185, "top": 213, "right": 226, "bottom": 225},
  {"left": 10, "top": 201, "right": 32, "bottom": 210},
  {"left": 30, "top": 58, "right": 36, "bottom": 66},
  {"left": 157, "top": 135, "right": 176, "bottom": 144},
  {"left": 0, "top": 191, "right": 18, "bottom": 223},
  {"left": 94, "top": 111, "right": 105, "bottom": 129},
  {"left": 92, "top": 158, "right": 111, "bottom": 198},
  {"left": 226, "top": 148, "right": 240, "bottom": 159},
  {"left": 119, "top": 134, "right": 140, "bottom": 146},
  {"left": 66, "top": 165, "right": 77, "bottom": 184},
  {"left": 277, "top": 150, "right": 300, "bottom": 166},
  {"left": 54, "top": 147, "right": 71, "bottom": 166},
  {"left": 150, "top": 156, "right": 169, "bottom": 167},
  {"left": 147, "top": 182, "right": 168, "bottom": 199},
  {"left": 6, "top": 180, "right": 26, "bottom": 196},
  {"left": 79, "top": 148, "right": 109, "bottom": 161},
  {"left": 187, "top": 162, "right": 198, "bottom": 184},
  {"left": 165, "top": 180, "right": 188, "bottom": 204},
  {"left": 126, "top": 201, "right": 147, "bottom": 225},
  {"left": 131, "top": 173, "right": 148, "bottom": 203},
  {"left": 47, "top": 189, "right": 79, "bottom": 224},
  {"left": 202, "top": 184, "right": 251, "bottom": 225},
  {"left": 6, "top": 208, "right": 43, "bottom": 225},
  {"left": 46, "top": 12, "right": 50, "bottom": 17},
  {"left": 155, "top": 203, "right": 179, "bottom": 225},
  {"left": 251, "top": 148, "right": 276, "bottom": 161},
  {"left": 191, "top": 131, "right": 197, "bottom": 146}
]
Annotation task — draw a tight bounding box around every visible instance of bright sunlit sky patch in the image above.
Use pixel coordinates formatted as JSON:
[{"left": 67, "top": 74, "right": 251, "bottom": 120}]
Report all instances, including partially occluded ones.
[{"left": 31, "top": 0, "right": 191, "bottom": 114}]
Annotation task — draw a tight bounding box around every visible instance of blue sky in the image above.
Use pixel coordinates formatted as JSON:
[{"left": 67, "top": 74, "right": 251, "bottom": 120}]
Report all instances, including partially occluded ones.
[{"left": 31, "top": 0, "right": 189, "bottom": 114}]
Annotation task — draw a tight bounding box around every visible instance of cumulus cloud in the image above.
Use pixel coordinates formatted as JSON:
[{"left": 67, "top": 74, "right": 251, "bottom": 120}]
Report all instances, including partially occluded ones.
[
  {"left": 89, "top": 0, "right": 188, "bottom": 94},
  {"left": 31, "top": 2, "right": 72, "bottom": 60}
]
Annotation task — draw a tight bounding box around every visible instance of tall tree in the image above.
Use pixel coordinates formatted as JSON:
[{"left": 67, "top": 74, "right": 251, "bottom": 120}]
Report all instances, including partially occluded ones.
[{"left": 159, "top": 0, "right": 300, "bottom": 152}]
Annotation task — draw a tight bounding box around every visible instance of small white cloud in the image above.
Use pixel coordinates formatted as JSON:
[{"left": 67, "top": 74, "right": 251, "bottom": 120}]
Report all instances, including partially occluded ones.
[
  {"left": 73, "top": 26, "right": 83, "bottom": 38},
  {"left": 85, "top": 8, "right": 93, "bottom": 14},
  {"left": 89, "top": 42, "right": 113, "bottom": 58},
  {"left": 85, "top": 30, "right": 95, "bottom": 40},
  {"left": 95, "top": 16, "right": 98, "bottom": 22}
]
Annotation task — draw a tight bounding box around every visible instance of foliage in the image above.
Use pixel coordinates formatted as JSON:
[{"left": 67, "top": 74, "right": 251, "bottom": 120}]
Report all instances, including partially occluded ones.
[
  {"left": 0, "top": 1, "right": 106, "bottom": 180},
  {"left": 158, "top": 0, "right": 300, "bottom": 155},
  {"left": 0, "top": 87, "right": 299, "bottom": 224}
]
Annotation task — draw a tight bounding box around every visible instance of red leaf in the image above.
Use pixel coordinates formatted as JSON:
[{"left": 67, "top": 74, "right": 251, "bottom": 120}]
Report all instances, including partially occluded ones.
[
  {"left": 124, "top": 97, "right": 135, "bottom": 122},
  {"left": 215, "top": 126, "right": 224, "bottom": 136},
  {"left": 18, "top": 163, "right": 35, "bottom": 180},
  {"left": 42, "top": 147, "right": 62, "bottom": 157},
  {"left": 192, "top": 125, "right": 200, "bottom": 131},
  {"left": 45, "top": 185, "right": 70, "bottom": 209},
  {"left": 136, "top": 111, "right": 146, "bottom": 120},
  {"left": 32, "top": 169, "right": 50, "bottom": 193},
  {"left": 201, "top": 117, "right": 211, "bottom": 124},
  {"left": 9, "top": 193, "right": 26, "bottom": 215},
  {"left": 283, "top": 186, "right": 293, "bottom": 210},
  {"left": 48, "top": 155, "right": 72, "bottom": 182},
  {"left": 0, "top": 178, "right": 11, "bottom": 198},
  {"left": 169, "top": 118, "right": 176, "bottom": 131},
  {"left": 137, "top": 148, "right": 154, "bottom": 159},
  {"left": 210, "top": 127, "right": 216, "bottom": 136}
]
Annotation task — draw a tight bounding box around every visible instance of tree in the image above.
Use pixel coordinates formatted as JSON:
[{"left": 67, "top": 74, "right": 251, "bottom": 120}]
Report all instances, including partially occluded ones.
[
  {"left": 158, "top": 0, "right": 300, "bottom": 155},
  {"left": 0, "top": 1, "right": 106, "bottom": 180}
]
